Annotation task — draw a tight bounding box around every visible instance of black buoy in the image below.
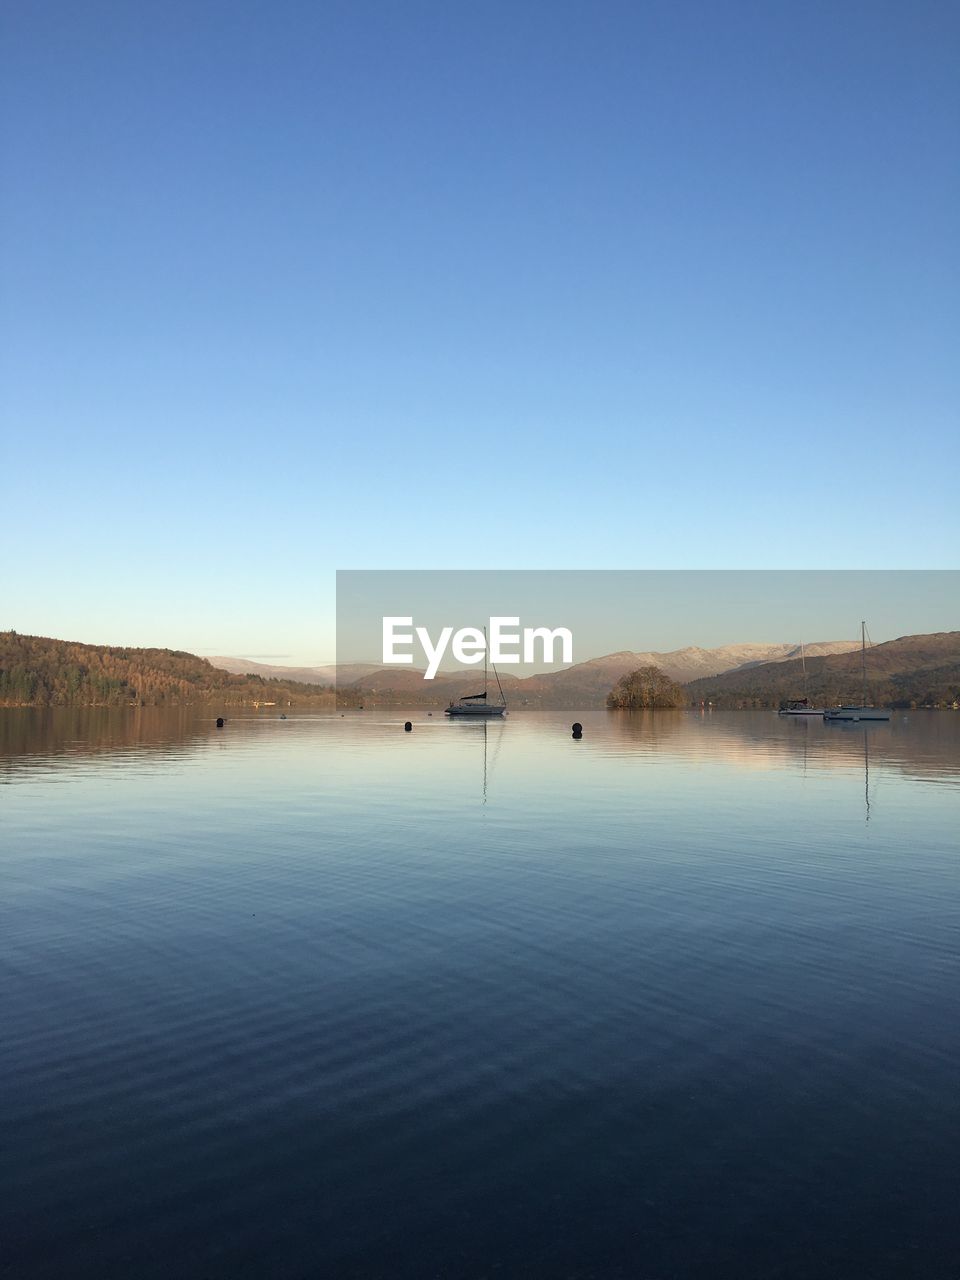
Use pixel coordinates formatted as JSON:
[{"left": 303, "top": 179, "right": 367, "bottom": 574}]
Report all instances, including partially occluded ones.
[
  {"left": 404, "top": 721, "right": 412, "bottom": 732},
  {"left": 572, "top": 721, "right": 583, "bottom": 740},
  {"left": 280, "top": 714, "right": 287, "bottom": 720},
  {"left": 216, "top": 717, "right": 224, "bottom": 729}
]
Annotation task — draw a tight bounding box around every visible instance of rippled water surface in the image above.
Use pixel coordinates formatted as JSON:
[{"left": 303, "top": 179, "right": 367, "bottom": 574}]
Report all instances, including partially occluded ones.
[{"left": 2, "top": 708, "right": 959, "bottom": 1279}]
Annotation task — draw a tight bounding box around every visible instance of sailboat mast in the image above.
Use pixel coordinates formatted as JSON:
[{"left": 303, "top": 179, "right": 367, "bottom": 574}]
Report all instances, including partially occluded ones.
[{"left": 800, "top": 641, "right": 807, "bottom": 698}]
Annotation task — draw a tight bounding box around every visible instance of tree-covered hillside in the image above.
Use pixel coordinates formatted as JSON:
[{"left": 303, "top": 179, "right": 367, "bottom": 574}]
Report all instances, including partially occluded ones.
[
  {"left": 0, "top": 632, "right": 335, "bottom": 708},
  {"left": 685, "top": 632, "right": 960, "bottom": 709}
]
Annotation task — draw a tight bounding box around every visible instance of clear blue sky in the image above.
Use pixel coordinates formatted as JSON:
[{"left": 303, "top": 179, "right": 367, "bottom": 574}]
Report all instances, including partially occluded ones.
[{"left": 2, "top": 1, "right": 957, "bottom": 662}]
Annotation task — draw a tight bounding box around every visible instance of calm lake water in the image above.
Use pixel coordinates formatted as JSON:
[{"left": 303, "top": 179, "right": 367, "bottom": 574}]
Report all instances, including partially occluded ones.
[{"left": 2, "top": 708, "right": 959, "bottom": 1279}]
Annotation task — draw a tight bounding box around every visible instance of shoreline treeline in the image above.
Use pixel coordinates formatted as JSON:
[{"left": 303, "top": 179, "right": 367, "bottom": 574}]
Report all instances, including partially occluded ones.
[{"left": 0, "top": 632, "right": 335, "bottom": 708}]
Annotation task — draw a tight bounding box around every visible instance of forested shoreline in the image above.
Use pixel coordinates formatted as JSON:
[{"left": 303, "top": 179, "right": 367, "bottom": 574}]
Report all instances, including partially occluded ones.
[
  {"left": 0, "top": 632, "right": 335, "bottom": 708},
  {"left": 3, "top": 630, "right": 958, "bottom": 710}
]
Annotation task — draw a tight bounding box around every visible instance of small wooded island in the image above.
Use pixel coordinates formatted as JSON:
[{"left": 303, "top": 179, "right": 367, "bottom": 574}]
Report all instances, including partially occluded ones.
[{"left": 606, "top": 666, "right": 688, "bottom": 709}]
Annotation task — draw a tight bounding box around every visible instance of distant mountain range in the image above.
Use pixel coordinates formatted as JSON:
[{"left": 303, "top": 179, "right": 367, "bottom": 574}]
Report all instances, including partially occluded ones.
[
  {"left": 249, "top": 634, "right": 958, "bottom": 708},
  {"left": 211, "top": 657, "right": 355, "bottom": 684},
  {"left": 6, "top": 632, "right": 955, "bottom": 710},
  {"left": 491, "top": 641, "right": 860, "bottom": 705},
  {"left": 212, "top": 640, "right": 862, "bottom": 706},
  {"left": 686, "top": 632, "right": 960, "bottom": 708},
  {"left": 214, "top": 641, "right": 860, "bottom": 689}
]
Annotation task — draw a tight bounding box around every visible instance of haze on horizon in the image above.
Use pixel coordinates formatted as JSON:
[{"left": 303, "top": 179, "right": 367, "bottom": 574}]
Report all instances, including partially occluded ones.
[{"left": 331, "top": 570, "right": 959, "bottom": 672}]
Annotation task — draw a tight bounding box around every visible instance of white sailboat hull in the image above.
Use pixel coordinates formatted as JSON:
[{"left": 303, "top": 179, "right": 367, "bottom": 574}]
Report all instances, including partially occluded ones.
[
  {"left": 823, "top": 624, "right": 891, "bottom": 722},
  {"left": 824, "top": 707, "right": 891, "bottom": 722},
  {"left": 445, "top": 704, "right": 506, "bottom": 718},
  {"left": 445, "top": 625, "right": 508, "bottom": 717}
]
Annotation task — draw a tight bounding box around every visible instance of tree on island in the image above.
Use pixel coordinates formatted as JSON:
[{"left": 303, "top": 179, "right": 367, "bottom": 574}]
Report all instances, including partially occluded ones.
[{"left": 606, "top": 665, "right": 688, "bottom": 709}]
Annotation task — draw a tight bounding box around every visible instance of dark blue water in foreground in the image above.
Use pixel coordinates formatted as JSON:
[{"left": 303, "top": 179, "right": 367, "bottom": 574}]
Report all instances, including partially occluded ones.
[{"left": 2, "top": 708, "right": 959, "bottom": 1279}]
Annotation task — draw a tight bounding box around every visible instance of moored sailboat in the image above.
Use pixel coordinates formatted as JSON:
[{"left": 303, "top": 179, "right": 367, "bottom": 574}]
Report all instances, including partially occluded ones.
[
  {"left": 445, "top": 627, "right": 507, "bottom": 718},
  {"left": 823, "top": 622, "right": 891, "bottom": 721},
  {"left": 778, "top": 642, "right": 824, "bottom": 715}
]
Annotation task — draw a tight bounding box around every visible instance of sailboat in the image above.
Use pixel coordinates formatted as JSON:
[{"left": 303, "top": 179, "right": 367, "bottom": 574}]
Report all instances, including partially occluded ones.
[
  {"left": 778, "top": 642, "right": 824, "bottom": 715},
  {"left": 444, "top": 627, "right": 507, "bottom": 718},
  {"left": 823, "top": 622, "right": 891, "bottom": 722}
]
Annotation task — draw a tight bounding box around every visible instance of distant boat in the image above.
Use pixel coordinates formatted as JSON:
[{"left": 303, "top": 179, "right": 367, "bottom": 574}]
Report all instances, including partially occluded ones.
[
  {"left": 778, "top": 642, "right": 824, "bottom": 715},
  {"left": 824, "top": 622, "right": 891, "bottom": 722},
  {"left": 445, "top": 627, "right": 507, "bottom": 718},
  {"left": 779, "top": 698, "right": 824, "bottom": 716},
  {"left": 825, "top": 705, "right": 891, "bottom": 722}
]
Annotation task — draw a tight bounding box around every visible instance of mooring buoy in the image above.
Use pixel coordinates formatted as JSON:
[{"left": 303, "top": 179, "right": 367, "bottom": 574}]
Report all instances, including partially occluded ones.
[
  {"left": 216, "top": 717, "right": 224, "bottom": 729},
  {"left": 404, "top": 721, "right": 412, "bottom": 732}
]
